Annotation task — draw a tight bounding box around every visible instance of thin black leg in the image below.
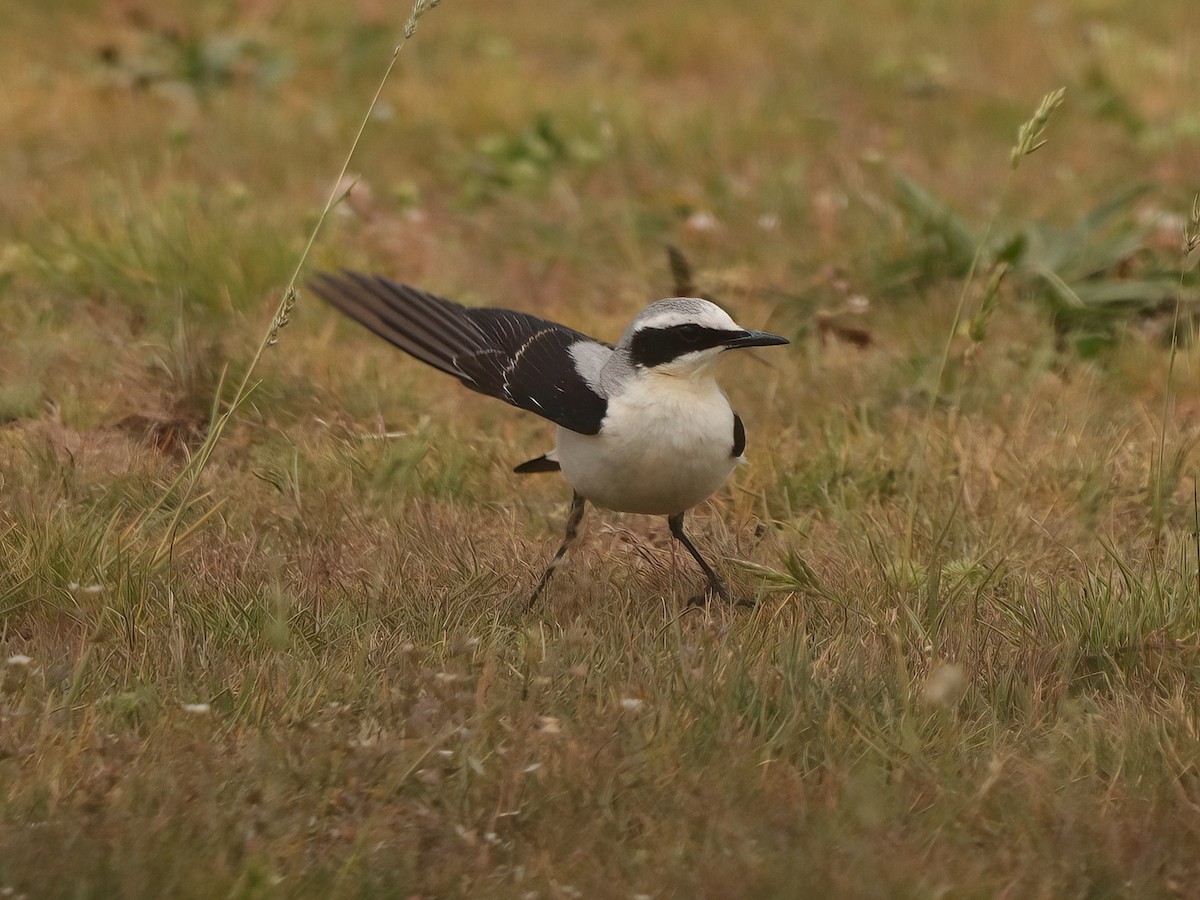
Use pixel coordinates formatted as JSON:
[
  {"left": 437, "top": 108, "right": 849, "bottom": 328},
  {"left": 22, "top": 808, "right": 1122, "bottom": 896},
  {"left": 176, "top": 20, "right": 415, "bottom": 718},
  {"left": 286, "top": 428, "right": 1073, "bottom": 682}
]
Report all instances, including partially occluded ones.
[
  {"left": 528, "top": 492, "right": 587, "bottom": 607},
  {"left": 667, "top": 511, "right": 740, "bottom": 605}
]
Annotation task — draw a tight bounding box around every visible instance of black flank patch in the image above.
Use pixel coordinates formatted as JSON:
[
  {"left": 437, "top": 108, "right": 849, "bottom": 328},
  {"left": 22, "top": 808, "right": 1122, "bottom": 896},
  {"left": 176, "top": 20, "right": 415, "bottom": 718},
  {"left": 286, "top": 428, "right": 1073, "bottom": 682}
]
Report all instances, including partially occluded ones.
[{"left": 732, "top": 412, "right": 746, "bottom": 458}]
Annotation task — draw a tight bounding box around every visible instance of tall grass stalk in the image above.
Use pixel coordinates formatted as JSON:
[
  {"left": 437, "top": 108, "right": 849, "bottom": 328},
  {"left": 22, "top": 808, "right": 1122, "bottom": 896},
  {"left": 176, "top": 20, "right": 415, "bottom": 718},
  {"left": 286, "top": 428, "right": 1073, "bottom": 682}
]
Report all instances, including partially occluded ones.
[
  {"left": 927, "top": 86, "right": 1066, "bottom": 411},
  {"left": 902, "top": 88, "right": 1065, "bottom": 566},
  {"left": 124, "top": 0, "right": 444, "bottom": 568},
  {"left": 1153, "top": 194, "right": 1200, "bottom": 545}
]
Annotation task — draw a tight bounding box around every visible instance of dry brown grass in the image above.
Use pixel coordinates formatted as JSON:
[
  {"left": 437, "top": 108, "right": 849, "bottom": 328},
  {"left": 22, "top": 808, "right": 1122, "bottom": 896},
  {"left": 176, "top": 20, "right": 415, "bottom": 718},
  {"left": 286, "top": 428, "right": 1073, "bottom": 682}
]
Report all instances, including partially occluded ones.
[{"left": 3, "top": 1, "right": 1200, "bottom": 897}]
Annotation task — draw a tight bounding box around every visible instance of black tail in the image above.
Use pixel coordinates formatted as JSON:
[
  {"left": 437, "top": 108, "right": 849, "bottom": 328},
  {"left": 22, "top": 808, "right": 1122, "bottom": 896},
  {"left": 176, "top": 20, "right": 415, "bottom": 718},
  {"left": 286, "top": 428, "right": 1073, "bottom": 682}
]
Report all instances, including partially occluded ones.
[{"left": 513, "top": 454, "right": 561, "bottom": 474}]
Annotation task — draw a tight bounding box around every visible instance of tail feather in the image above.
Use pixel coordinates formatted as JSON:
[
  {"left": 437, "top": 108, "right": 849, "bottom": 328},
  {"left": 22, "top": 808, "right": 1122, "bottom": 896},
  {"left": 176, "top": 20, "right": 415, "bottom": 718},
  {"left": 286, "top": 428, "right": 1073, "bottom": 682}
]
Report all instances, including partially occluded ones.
[{"left": 513, "top": 454, "right": 561, "bottom": 474}]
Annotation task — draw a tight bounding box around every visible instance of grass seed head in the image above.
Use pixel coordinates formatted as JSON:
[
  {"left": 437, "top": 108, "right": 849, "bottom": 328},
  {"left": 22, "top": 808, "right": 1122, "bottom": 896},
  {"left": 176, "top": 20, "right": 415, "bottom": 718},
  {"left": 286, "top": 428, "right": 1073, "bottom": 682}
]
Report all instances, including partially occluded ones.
[
  {"left": 267, "top": 286, "right": 297, "bottom": 346},
  {"left": 968, "top": 262, "right": 1009, "bottom": 344},
  {"left": 1184, "top": 194, "right": 1200, "bottom": 257},
  {"left": 1011, "top": 86, "right": 1066, "bottom": 169},
  {"left": 404, "top": 0, "right": 441, "bottom": 40}
]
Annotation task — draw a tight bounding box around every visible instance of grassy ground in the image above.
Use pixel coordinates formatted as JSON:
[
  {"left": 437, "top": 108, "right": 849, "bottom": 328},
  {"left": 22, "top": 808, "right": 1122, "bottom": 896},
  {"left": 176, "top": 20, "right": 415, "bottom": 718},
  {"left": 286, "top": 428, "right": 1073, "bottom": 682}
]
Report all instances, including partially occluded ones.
[{"left": 3, "top": 0, "right": 1200, "bottom": 896}]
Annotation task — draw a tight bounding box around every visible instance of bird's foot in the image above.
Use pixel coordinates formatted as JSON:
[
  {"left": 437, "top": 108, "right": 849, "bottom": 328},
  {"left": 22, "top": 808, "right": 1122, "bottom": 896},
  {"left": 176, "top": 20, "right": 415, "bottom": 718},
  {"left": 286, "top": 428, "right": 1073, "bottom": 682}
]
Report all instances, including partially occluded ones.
[{"left": 688, "top": 582, "right": 755, "bottom": 609}]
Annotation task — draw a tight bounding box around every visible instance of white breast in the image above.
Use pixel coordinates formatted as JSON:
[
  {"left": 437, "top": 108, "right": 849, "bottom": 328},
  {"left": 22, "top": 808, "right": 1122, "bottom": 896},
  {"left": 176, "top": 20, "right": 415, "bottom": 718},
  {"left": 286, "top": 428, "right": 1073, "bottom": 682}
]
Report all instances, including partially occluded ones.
[{"left": 554, "top": 372, "right": 737, "bottom": 515}]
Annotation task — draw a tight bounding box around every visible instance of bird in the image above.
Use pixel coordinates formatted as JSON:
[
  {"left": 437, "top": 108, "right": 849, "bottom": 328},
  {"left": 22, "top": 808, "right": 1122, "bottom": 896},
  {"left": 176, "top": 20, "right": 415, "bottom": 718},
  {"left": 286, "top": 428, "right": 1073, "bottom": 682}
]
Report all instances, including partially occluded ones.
[{"left": 309, "top": 270, "right": 788, "bottom": 606}]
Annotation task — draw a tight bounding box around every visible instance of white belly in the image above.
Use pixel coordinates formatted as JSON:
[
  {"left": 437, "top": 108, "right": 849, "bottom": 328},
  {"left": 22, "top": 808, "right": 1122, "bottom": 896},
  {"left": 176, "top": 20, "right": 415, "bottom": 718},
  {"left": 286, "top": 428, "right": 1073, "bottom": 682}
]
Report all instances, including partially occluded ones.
[{"left": 555, "top": 374, "right": 738, "bottom": 515}]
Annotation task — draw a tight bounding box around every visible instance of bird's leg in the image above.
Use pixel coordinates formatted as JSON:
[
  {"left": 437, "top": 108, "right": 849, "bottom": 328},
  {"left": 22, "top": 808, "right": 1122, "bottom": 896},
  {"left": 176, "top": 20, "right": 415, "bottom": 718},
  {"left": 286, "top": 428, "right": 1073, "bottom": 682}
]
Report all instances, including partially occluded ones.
[
  {"left": 667, "top": 511, "right": 748, "bottom": 607},
  {"left": 528, "top": 492, "right": 587, "bottom": 607}
]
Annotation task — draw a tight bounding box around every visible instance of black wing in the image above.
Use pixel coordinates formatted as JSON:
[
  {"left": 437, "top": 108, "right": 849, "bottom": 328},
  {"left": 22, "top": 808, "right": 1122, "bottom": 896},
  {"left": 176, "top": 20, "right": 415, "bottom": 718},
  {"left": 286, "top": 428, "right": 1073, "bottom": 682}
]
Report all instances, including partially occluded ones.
[{"left": 310, "top": 270, "right": 609, "bottom": 435}]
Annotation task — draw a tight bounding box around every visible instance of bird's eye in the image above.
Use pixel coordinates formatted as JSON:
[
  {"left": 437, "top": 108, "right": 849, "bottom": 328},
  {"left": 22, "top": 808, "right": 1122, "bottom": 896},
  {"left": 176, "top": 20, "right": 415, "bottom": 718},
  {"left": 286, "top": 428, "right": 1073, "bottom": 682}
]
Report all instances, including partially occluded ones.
[{"left": 677, "top": 324, "right": 703, "bottom": 343}]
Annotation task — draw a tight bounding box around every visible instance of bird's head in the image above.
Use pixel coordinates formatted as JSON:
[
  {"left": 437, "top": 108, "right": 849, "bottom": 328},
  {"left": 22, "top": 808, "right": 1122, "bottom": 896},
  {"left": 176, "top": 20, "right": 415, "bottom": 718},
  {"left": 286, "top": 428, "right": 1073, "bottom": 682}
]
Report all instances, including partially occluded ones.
[{"left": 619, "top": 298, "right": 789, "bottom": 377}]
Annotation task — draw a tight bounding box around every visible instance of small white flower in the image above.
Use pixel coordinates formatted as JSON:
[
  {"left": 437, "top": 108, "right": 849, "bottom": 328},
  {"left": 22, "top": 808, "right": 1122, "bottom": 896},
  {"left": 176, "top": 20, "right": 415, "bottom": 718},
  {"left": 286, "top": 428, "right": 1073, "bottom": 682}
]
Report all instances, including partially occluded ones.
[
  {"left": 5, "top": 655, "right": 32, "bottom": 668},
  {"left": 619, "top": 698, "right": 644, "bottom": 713},
  {"left": 181, "top": 703, "right": 211, "bottom": 715},
  {"left": 921, "top": 663, "right": 967, "bottom": 707},
  {"left": 684, "top": 210, "right": 719, "bottom": 232}
]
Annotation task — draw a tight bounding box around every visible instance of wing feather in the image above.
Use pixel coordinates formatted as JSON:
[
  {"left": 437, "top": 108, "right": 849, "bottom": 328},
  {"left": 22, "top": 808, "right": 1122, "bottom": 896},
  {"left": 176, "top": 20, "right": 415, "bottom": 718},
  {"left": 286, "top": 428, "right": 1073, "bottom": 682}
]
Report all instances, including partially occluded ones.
[{"left": 310, "top": 270, "right": 610, "bottom": 435}]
